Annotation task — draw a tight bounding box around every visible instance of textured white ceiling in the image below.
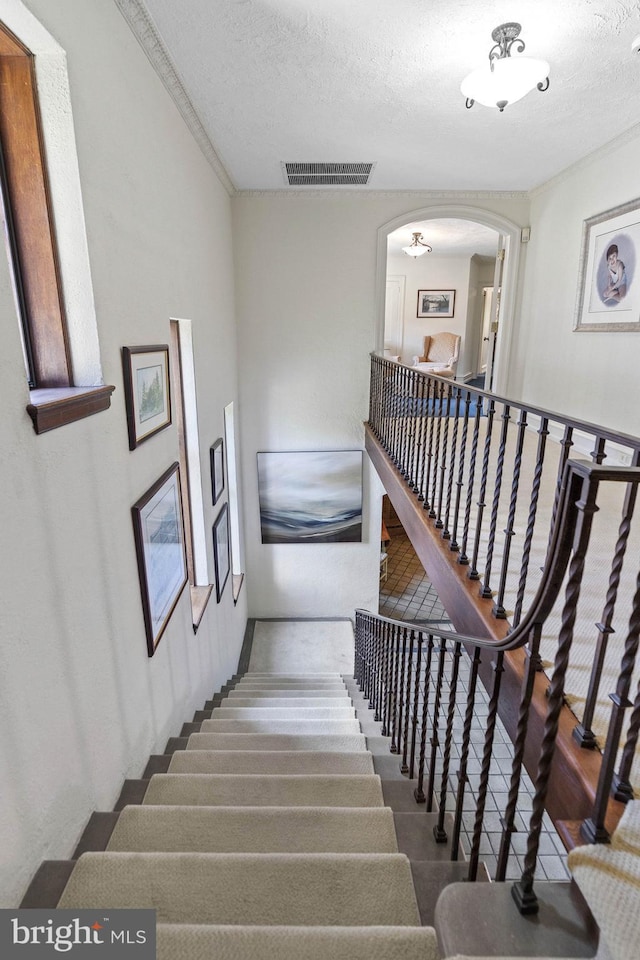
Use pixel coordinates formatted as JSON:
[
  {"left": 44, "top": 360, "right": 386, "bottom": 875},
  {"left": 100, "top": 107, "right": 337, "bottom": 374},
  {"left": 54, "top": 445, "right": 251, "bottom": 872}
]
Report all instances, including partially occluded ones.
[
  {"left": 136, "top": 0, "right": 640, "bottom": 192},
  {"left": 388, "top": 219, "right": 499, "bottom": 258}
]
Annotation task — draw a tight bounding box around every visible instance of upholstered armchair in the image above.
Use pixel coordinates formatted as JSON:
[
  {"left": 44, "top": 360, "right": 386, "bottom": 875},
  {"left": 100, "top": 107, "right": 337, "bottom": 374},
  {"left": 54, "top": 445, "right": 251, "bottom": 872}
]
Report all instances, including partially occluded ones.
[{"left": 412, "top": 332, "right": 461, "bottom": 379}]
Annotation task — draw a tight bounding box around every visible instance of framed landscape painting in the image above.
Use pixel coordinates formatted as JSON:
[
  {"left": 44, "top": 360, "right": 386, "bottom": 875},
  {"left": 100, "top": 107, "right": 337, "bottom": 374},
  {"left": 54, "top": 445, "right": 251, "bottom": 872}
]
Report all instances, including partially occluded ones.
[
  {"left": 257, "top": 450, "right": 363, "bottom": 544},
  {"left": 131, "top": 462, "right": 188, "bottom": 656},
  {"left": 574, "top": 197, "right": 640, "bottom": 332},
  {"left": 417, "top": 290, "right": 455, "bottom": 318},
  {"left": 122, "top": 345, "right": 172, "bottom": 449}
]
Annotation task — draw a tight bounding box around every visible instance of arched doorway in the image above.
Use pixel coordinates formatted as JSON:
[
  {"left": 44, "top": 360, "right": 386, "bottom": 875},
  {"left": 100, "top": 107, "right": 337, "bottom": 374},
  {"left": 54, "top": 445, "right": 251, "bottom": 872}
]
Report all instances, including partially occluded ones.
[{"left": 375, "top": 205, "right": 523, "bottom": 395}]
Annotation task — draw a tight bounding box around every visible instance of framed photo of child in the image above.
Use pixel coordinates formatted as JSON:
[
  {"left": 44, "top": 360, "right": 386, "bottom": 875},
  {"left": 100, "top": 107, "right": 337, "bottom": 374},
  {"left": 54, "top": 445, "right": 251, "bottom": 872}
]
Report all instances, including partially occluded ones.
[{"left": 575, "top": 197, "right": 640, "bottom": 332}]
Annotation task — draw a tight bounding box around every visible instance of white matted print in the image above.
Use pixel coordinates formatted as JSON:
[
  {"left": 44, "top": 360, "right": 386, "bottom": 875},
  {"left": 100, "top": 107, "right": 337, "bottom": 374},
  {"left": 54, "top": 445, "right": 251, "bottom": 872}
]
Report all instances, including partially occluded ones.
[
  {"left": 257, "top": 450, "right": 363, "bottom": 544},
  {"left": 575, "top": 198, "right": 640, "bottom": 332},
  {"left": 122, "top": 345, "right": 172, "bottom": 449}
]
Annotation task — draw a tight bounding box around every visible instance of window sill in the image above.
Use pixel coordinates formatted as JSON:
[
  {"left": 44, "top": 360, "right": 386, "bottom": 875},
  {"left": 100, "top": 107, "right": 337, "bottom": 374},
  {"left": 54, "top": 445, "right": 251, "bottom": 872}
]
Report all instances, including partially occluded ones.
[
  {"left": 191, "top": 584, "right": 214, "bottom": 633},
  {"left": 232, "top": 573, "right": 245, "bottom": 605},
  {"left": 27, "top": 385, "right": 115, "bottom": 434}
]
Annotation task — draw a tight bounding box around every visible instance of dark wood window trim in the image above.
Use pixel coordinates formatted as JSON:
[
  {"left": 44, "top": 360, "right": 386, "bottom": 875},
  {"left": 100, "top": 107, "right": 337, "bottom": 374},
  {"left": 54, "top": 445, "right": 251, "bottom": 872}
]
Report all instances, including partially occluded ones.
[{"left": 0, "top": 22, "right": 113, "bottom": 433}]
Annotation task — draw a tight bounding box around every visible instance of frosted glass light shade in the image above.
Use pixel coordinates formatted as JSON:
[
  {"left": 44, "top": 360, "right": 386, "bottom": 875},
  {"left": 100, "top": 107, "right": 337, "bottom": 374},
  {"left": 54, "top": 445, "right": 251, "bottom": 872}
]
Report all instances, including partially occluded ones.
[
  {"left": 402, "top": 244, "right": 430, "bottom": 257},
  {"left": 461, "top": 56, "right": 549, "bottom": 109}
]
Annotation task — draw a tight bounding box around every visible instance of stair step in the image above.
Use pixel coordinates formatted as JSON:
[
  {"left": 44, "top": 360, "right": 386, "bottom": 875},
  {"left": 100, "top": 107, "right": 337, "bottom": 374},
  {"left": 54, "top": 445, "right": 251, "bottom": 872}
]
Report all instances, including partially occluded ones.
[
  {"left": 235, "top": 679, "right": 347, "bottom": 687},
  {"left": 57, "top": 852, "right": 421, "bottom": 926},
  {"left": 186, "top": 733, "right": 367, "bottom": 752},
  {"left": 211, "top": 707, "right": 356, "bottom": 718},
  {"left": 199, "top": 719, "right": 361, "bottom": 735},
  {"left": 227, "top": 689, "right": 350, "bottom": 699},
  {"left": 221, "top": 697, "right": 352, "bottom": 708},
  {"left": 108, "top": 805, "right": 398, "bottom": 853},
  {"left": 156, "top": 924, "right": 439, "bottom": 960},
  {"left": 142, "top": 773, "right": 384, "bottom": 808},
  {"left": 168, "top": 750, "right": 375, "bottom": 776}
]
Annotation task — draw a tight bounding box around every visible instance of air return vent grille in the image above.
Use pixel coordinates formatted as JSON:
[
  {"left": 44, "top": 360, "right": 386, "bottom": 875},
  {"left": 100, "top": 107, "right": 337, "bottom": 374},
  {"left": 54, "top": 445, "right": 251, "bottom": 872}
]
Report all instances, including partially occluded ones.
[{"left": 282, "top": 162, "right": 375, "bottom": 186}]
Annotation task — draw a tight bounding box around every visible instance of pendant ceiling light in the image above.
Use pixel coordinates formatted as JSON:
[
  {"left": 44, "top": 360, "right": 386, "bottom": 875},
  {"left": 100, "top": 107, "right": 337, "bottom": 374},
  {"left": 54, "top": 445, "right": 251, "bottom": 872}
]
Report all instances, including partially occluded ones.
[
  {"left": 461, "top": 22, "right": 549, "bottom": 113},
  {"left": 402, "top": 232, "right": 432, "bottom": 258}
]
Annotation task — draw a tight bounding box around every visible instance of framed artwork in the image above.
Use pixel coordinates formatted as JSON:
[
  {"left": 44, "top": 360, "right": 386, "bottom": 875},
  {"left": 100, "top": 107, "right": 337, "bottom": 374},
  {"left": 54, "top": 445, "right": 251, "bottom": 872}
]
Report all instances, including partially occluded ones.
[
  {"left": 122, "top": 345, "right": 172, "bottom": 449},
  {"left": 210, "top": 438, "right": 225, "bottom": 505},
  {"left": 257, "top": 450, "right": 363, "bottom": 544},
  {"left": 417, "top": 290, "right": 455, "bottom": 318},
  {"left": 574, "top": 197, "right": 640, "bottom": 332},
  {"left": 131, "top": 463, "right": 188, "bottom": 656},
  {"left": 213, "top": 503, "right": 231, "bottom": 602}
]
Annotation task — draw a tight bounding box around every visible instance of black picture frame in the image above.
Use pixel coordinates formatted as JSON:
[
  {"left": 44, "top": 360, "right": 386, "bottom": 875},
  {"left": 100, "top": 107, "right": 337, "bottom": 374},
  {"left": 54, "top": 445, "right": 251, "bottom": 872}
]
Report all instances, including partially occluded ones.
[
  {"left": 210, "top": 438, "right": 225, "bottom": 504},
  {"left": 213, "top": 503, "right": 231, "bottom": 602},
  {"left": 131, "top": 462, "right": 188, "bottom": 656}
]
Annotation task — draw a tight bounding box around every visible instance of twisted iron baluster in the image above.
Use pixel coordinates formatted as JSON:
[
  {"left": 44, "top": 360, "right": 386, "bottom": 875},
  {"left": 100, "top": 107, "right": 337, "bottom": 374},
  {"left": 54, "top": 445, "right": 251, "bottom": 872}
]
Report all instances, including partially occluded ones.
[
  {"left": 354, "top": 612, "right": 364, "bottom": 686},
  {"left": 613, "top": 677, "right": 640, "bottom": 802},
  {"left": 469, "top": 651, "right": 505, "bottom": 880},
  {"left": 415, "top": 374, "right": 428, "bottom": 499},
  {"left": 435, "top": 383, "right": 451, "bottom": 529},
  {"left": 389, "top": 364, "right": 402, "bottom": 467},
  {"left": 442, "top": 388, "right": 462, "bottom": 542},
  {"left": 435, "top": 641, "right": 462, "bottom": 843},
  {"left": 511, "top": 417, "right": 549, "bottom": 629},
  {"left": 582, "top": 562, "right": 640, "bottom": 843},
  {"left": 493, "top": 409, "right": 527, "bottom": 619},
  {"left": 545, "top": 424, "right": 574, "bottom": 562},
  {"left": 381, "top": 619, "right": 392, "bottom": 736},
  {"left": 450, "top": 391, "right": 470, "bottom": 553},
  {"left": 513, "top": 472, "right": 600, "bottom": 914},
  {"left": 480, "top": 403, "right": 511, "bottom": 600},
  {"left": 414, "top": 634, "right": 434, "bottom": 803},
  {"left": 374, "top": 617, "right": 385, "bottom": 722},
  {"left": 574, "top": 462, "right": 639, "bottom": 749},
  {"left": 427, "top": 638, "right": 448, "bottom": 812},
  {"left": 451, "top": 647, "right": 481, "bottom": 860},
  {"left": 395, "top": 626, "right": 409, "bottom": 761},
  {"left": 389, "top": 623, "right": 401, "bottom": 754},
  {"left": 429, "top": 382, "right": 445, "bottom": 520},
  {"left": 401, "top": 629, "right": 416, "bottom": 774},
  {"left": 422, "top": 378, "right": 437, "bottom": 512},
  {"left": 459, "top": 402, "right": 482, "bottom": 566},
  {"left": 469, "top": 398, "right": 496, "bottom": 580},
  {"left": 406, "top": 369, "right": 419, "bottom": 488},
  {"left": 409, "top": 633, "right": 424, "bottom": 780}
]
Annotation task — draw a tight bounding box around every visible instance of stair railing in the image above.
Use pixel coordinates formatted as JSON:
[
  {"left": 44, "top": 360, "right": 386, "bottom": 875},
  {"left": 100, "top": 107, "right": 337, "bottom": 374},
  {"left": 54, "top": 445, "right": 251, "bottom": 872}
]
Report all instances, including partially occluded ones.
[
  {"left": 368, "top": 354, "right": 640, "bottom": 792},
  {"left": 356, "top": 459, "right": 640, "bottom": 914}
]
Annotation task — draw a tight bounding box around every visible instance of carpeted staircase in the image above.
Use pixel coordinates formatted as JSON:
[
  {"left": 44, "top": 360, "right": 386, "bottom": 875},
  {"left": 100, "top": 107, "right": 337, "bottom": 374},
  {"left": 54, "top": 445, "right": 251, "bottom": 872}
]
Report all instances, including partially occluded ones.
[{"left": 41, "top": 671, "right": 445, "bottom": 959}]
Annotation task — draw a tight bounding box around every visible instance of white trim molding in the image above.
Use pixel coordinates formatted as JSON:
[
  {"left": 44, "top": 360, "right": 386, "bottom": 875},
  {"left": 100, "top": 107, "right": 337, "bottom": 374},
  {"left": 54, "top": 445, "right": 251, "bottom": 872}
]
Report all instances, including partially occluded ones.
[{"left": 114, "top": 0, "right": 236, "bottom": 197}]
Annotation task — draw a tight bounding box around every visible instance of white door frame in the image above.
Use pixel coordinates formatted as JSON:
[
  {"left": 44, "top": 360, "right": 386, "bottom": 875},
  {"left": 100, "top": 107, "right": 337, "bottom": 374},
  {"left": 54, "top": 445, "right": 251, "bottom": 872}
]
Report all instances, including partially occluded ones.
[{"left": 375, "top": 205, "right": 522, "bottom": 395}]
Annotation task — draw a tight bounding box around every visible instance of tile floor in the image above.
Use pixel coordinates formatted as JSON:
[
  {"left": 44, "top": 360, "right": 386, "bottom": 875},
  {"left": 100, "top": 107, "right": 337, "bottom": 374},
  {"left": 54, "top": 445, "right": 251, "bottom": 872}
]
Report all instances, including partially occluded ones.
[{"left": 379, "top": 522, "right": 569, "bottom": 882}]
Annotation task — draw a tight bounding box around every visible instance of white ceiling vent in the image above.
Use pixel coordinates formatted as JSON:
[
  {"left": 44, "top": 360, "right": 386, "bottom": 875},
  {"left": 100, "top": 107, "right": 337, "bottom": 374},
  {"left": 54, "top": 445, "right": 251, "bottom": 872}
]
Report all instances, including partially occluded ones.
[{"left": 282, "top": 162, "right": 375, "bottom": 186}]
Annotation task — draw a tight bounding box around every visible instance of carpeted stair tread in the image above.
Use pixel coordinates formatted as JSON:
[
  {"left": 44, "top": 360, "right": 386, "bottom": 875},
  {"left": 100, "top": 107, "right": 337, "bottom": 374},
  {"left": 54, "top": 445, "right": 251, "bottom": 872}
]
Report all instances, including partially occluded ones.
[
  {"left": 107, "top": 805, "right": 398, "bottom": 853},
  {"left": 235, "top": 679, "right": 347, "bottom": 687},
  {"left": 220, "top": 697, "right": 353, "bottom": 708},
  {"left": 211, "top": 707, "right": 356, "bottom": 718},
  {"left": 199, "top": 719, "right": 361, "bottom": 734},
  {"left": 186, "top": 733, "right": 367, "bottom": 752},
  {"left": 242, "top": 673, "right": 343, "bottom": 678},
  {"left": 142, "top": 773, "right": 384, "bottom": 807},
  {"left": 156, "top": 924, "right": 439, "bottom": 960},
  {"left": 226, "top": 689, "right": 350, "bottom": 699},
  {"left": 168, "top": 750, "right": 375, "bottom": 775},
  {"left": 57, "top": 852, "right": 422, "bottom": 926}
]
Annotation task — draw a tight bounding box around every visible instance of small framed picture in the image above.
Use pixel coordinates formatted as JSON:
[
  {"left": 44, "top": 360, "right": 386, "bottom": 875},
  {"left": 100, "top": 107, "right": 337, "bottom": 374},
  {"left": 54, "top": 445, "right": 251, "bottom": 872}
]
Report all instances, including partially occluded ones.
[
  {"left": 122, "top": 345, "right": 172, "bottom": 450},
  {"left": 213, "top": 503, "right": 231, "bottom": 602},
  {"left": 210, "top": 438, "right": 225, "bottom": 505},
  {"left": 131, "top": 463, "right": 188, "bottom": 656},
  {"left": 417, "top": 290, "right": 455, "bottom": 319},
  {"left": 574, "top": 197, "right": 640, "bottom": 332}
]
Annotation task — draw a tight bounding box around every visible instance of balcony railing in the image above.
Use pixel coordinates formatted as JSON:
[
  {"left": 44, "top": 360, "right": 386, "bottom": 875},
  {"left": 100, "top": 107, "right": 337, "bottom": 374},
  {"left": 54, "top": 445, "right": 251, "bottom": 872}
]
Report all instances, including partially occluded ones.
[{"left": 362, "top": 355, "right": 640, "bottom": 910}]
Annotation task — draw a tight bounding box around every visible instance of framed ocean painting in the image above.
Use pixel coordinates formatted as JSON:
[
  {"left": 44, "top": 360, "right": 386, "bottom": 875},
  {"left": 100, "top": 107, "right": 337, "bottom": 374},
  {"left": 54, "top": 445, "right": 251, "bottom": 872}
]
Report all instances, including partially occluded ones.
[{"left": 257, "top": 450, "right": 363, "bottom": 544}]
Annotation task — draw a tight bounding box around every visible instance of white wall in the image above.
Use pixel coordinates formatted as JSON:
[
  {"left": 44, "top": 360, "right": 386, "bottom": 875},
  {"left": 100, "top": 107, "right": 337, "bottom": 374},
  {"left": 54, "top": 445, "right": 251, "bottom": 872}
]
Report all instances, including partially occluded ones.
[
  {"left": 0, "top": 0, "right": 246, "bottom": 906},
  {"left": 233, "top": 194, "right": 530, "bottom": 618},
  {"left": 466, "top": 255, "right": 496, "bottom": 380},
  {"left": 386, "top": 253, "right": 471, "bottom": 365},
  {"left": 512, "top": 133, "right": 640, "bottom": 434}
]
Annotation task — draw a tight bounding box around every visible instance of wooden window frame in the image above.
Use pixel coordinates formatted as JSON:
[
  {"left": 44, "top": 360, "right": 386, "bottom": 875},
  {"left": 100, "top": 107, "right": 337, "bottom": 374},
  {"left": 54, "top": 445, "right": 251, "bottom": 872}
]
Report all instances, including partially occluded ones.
[{"left": 0, "top": 22, "right": 113, "bottom": 433}]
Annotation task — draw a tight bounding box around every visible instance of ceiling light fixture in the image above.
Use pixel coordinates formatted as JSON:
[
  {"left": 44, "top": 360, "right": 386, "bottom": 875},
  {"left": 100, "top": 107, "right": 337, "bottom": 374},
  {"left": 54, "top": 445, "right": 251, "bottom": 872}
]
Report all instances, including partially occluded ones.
[
  {"left": 402, "top": 232, "right": 432, "bottom": 258},
  {"left": 461, "top": 22, "right": 549, "bottom": 113}
]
